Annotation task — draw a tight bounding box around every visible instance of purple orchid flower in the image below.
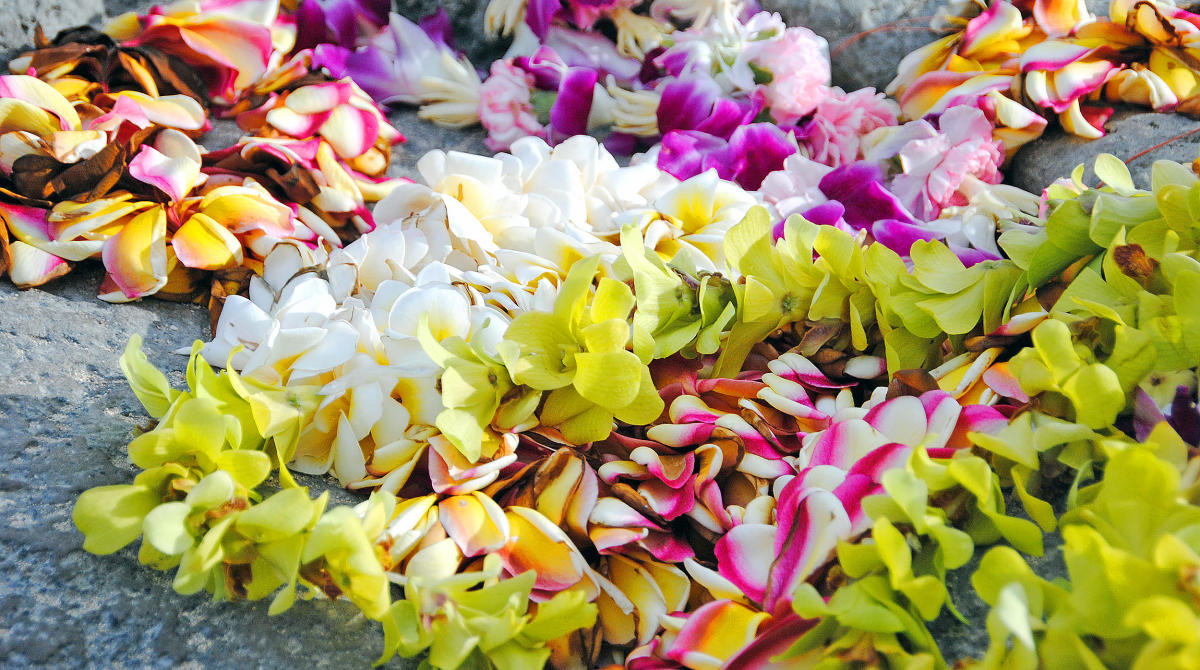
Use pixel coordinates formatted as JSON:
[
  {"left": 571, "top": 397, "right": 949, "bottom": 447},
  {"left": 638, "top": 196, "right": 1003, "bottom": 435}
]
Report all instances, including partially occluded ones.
[
  {"left": 658, "top": 123, "right": 798, "bottom": 190},
  {"left": 818, "top": 161, "right": 917, "bottom": 230},
  {"left": 293, "top": 0, "right": 390, "bottom": 51},
  {"left": 549, "top": 67, "right": 598, "bottom": 140},
  {"left": 657, "top": 77, "right": 759, "bottom": 139},
  {"left": 542, "top": 25, "right": 642, "bottom": 83},
  {"left": 326, "top": 11, "right": 461, "bottom": 106},
  {"left": 526, "top": 0, "right": 563, "bottom": 38}
]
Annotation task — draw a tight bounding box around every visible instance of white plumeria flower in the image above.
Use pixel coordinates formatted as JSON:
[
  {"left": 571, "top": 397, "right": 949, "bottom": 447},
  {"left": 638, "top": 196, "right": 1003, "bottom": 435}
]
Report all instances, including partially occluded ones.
[
  {"left": 616, "top": 169, "right": 759, "bottom": 273},
  {"left": 203, "top": 137, "right": 767, "bottom": 496}
]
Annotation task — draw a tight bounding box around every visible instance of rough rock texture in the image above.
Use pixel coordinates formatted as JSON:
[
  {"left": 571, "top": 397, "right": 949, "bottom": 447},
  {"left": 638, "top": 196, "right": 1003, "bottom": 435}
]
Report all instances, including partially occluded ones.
[
  {"left": 762, "top": 0, "right": 946, "bottom": 93},
  {"left": 392, "top": 0, "right": 510, "bottom": 64},
  {"left": 1008, "top": 107, "right": 1200, "bottom": 193},
  {"left": 0, "top": 0, "right": 106, "bottom": 60}
]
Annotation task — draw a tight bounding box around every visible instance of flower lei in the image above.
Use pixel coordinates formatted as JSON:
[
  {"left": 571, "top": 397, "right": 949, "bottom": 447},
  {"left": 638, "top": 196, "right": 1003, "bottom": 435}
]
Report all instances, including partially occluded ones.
[
  {"left": 0, "top": 0, "right": 404, "bottom": 307},
  {"left": 0, "top": 0, "right": 1198, "bottom": 668}
]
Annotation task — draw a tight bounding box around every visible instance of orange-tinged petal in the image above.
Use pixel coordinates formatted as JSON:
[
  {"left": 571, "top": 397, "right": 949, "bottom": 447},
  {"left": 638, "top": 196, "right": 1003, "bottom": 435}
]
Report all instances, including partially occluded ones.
[
  {"left": 1150, "top": 46, "right": 1200, "bottom": 100},
  {"left": 1106, "top": 63, "right": 1179, "bottom": 110},
  {"left": 0, "top": 75, "right": 81, "bottom": 131},
  {"left": 171, "top": 212, "right": 244, "bottom": 270},
  {"left": 438, "top": 492, "right": 511, "bottom": 557},
  {"left": 0, "top": 99, "right": 62, "bottom": 137},
  {"left": 1, "top": 201, "right": 103, "bottom": 261},
  {"left": 285, "top": 81, "right": 354, "bottom": 114},
  {"left": 102, "top": 11, "right": 143, "bottom": 41},
  {"left": 106, "top": 92, "right": 207, "bottom": 131},
  {"left": 607, "top": 555, "right": 669, "bottom": 645},
  {"left": 49, "top": 197, "right": 152, "bottom": 243},
  {"left": 1058, "top": 99, "right": 1110, "bottom": 138},
  {"left": 887, "top": 33, "right": 961, "bottom": 97},
  {"left": 101, "top": 206, "right": 168, "bottom": 301},
  {"left": 319, "top": 103, "right": 381, "bottom": 160},
  {"left": 132, "top": 17, "right": 272, "bottom": 100},
  {"left": 197, "top": 186, "right": 294, "bottom": 237},
  {"left": 7, "top": 241, "right": 71, "bottom": 288},
  {"left": 47, "top": 130, "right": 108, "bottom": 164},
  {"left": 982, "top": 91, "right": 1048, "bottom": 157},
  {"left": 1074, "top": 18, "right": 1144, "bottom": 47},
  {"left": 1034, "top": 0, "right": 1094, "bottom": 37},
  {"left": 0, "top": 132, "right": 45, "bottom": 175},
  {"left": 1129, "top": 0, "right": 1186, "bottom": 45},
  {"left": 960, "top": 1, "right": 1033, "bottom": 61},
  {"left": 502, "top": 506, "right": 588, "bottom": 592},
  {"left": 665, "top": 600, "right": 769, "bottom": 670}
]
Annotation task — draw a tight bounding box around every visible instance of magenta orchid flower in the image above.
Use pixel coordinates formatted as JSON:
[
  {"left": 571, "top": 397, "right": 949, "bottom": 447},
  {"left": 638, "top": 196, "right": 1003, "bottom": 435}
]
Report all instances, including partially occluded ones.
[
  {"left": 293, "top": 0, "right": 390, "bottom": 51},
  {"left": 658, "top": 123, "right": 799, "bottom": 190}
]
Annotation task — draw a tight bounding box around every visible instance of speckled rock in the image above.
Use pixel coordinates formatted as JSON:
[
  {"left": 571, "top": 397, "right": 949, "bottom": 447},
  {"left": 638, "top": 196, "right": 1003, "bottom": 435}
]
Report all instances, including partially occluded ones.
[
  {"left": 386, "top": 108, "right": 491, "bottom": 181},
  {"left": 392, "top": 0, "right": 509, "bottom": 64},
  {"left": 760, "top": 0, "right": 946, "bottom": 93},
  {"left": 1008, "top": 107, "right": 1200, "bottom": 193},
  {"left": 0, "top": 0, "right": 106, "bottom": 61}
]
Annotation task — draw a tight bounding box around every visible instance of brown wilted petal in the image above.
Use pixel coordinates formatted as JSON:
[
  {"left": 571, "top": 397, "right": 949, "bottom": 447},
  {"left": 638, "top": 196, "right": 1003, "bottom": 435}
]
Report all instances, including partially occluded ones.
[
  {"left": 798, "top": 320, "right": 843, "bottom": 356},
  {"left": 206, "top": 265, "right": 254, "bottom": 331},
  {"left": 1112, "top": 242, "right": 1158, "bottom": 284},
  {"left": 608, "top": 482, "right": 669, "bottom": 529},
  {"left": 11, "top": 141, "right": 126, "bottom": 202},
  {"left": 965, "top": 333, "right": 1023, "bottom": 351},
  {"left": 886, "top": 368, "right": 941, "bottom": 399}
]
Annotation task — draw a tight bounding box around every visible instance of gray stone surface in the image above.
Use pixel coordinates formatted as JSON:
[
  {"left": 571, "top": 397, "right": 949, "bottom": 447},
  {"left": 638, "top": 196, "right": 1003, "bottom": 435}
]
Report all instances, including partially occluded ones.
[
  {"left": 762, "top": 0, "right": 947, "bottom": 93},
  {"left": 1009, "top": 106, "right": 1200, "bottom": 193},
  {"left": 386, "top": 108, "right": 490, "bottom": 181},
  {"left": 928, "top": 486, "right": 1069, "bottom": 665},
  {"left": 0, "top": 0, "right": 106, "bottom": 58},
  {"left": 393, "top": 0, "right": 508, "bottom": 65}
]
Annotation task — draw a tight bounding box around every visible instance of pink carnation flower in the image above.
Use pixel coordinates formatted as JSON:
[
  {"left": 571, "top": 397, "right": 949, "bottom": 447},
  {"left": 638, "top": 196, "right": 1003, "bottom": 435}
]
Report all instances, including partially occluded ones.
[
  {"left": 751, "top": 26, "right": 831, "bottom": 124},
  {"left": 801, "top": 87, "right": 899, "bottom": 168},
  {"left": 479, "top": 60, "right": 545, "bottom": 152},
  {"left": 886, "top": 105, "right": 1004, "bottom": 220}
]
